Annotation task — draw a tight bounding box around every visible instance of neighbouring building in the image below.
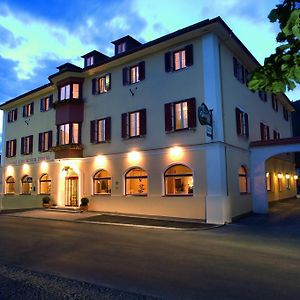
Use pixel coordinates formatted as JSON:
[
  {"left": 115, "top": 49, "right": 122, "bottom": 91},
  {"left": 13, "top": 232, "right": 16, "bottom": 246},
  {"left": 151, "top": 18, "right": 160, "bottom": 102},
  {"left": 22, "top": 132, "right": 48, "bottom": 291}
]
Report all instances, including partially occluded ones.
[{"left": 0, "top": 17, "right": 297, "bottom": 224}]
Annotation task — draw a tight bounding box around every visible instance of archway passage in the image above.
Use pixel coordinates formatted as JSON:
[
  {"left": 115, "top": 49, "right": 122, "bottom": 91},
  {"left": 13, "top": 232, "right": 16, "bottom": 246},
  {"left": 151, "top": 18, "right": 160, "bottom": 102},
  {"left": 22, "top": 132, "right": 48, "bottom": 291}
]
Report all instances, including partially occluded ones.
[{"left": 250, "top": 137, "right": 300, "bottom": 213}]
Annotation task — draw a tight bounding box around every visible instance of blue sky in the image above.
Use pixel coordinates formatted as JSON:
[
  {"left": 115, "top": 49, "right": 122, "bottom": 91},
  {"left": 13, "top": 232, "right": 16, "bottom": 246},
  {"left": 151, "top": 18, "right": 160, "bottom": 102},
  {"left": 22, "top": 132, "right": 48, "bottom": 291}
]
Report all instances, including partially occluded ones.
[{"left": 0, "top": 0, "right": 299, "bottom": 106}]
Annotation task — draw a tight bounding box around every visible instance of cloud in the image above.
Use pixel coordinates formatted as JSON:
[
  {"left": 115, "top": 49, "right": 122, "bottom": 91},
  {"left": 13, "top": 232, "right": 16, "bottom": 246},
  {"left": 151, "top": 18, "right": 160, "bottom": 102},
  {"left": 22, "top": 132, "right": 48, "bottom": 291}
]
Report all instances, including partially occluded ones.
[{"left": 0, "top": 25, "right": 24, "bottom": 48}]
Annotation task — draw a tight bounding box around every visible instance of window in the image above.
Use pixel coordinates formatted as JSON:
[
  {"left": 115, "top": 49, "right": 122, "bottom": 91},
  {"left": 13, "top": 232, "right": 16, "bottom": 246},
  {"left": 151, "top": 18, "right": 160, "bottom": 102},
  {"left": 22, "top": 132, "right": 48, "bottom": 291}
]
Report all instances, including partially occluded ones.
[
  {"left": 21, "top": 175, "right": 32, "bottom": 194},
  {"left": 286, "top": 174, "right": 291, "bottom": 190},
  {"left": 165, "top": 44, "right": 193, "bottom": 72},
  {"left": 266, "top": 172, "right": 271, "bottom": 191},
  {"left": 40, "top": 174, "right": 51, "bottom": 194},
  {"left": 40, "top": 95, "right": 53, "bottom": 112},
  {"left": 6, "top": 176, "right": 15, "bottom": 194},
  {"left": 90, "top": 117, "right": 111, "bottom": 143},
  {"left": 58, "top": 123, "right": 80, "bottom": 145},
  {"left": 273, "top": 130, "right": 280, "bottom": 140},
  {"left": 86, "top": 56, "right": 94, "bottom": 67},
  {"left": 7, "top": 108, "right": 18, "bottom": 123},
  {"left": 235, "top": 108, "right": 249, "bottom": 138},
  {"left": 238, "top": 166, "right": 248, "bottom": 194},
  {"left": 164, "top": 164, "right": 193, "bottom": 196},
  {"left": 93, "top": 170, "right": 111, "bottom": 194},
  {"left": 39, "top": 131, "right": 52, "bottom": 152},
  {"left": 233, "top": 57, "right": 245, "bottom": 83},
  {"left": 125, "top": 167, "right": 148, "bottom": 196},
  {"left": 283, "top": 106, "right": 289, "bottom": 121},
  {"left": 59, "top": 83, "right": 80, "bottom": 100},
  {"left": 117, "top": 42, "right": 126, "bottom": 54},
  {"left": 260, "top": 123, "right": 270, "bottom": 141},
  {"left": 165, "top": 98, "right": 196, "bottom": 132},
  {"left": 122, "top": 109, "right": 146, "bottom": 139},
  {"left": 272, "top": 94, "right": 278, "bottom": 111},
  {"left": 23, "top": 102, "right": 34, "bottom": 117},
  {"left": 21, "top": 135, "right": 33, "bottom": 155},
  {"left": 123, "top": 61, "right": 145, "bottom": 85},
  {"left": 258, "top": 91, "right": 268, "bottom": 102},
  {"left": 5, "top": 139, "right": 16, "bottom": 157},
  {"left": 92, "top": 74, "right": 111, "bottom": 94}
]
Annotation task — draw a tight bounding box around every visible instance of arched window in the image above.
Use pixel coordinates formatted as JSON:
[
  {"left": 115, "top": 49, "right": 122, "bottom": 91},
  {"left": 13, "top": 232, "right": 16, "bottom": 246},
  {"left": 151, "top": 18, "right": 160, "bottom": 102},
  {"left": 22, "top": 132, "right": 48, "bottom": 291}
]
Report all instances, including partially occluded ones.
[
  {"left": 125, "top": 167, "right": 148, "bottom": 196},
  {"left": 164, "top": 164, "right": 193, "bottom": 196},
  {"left": 21, "top": 175, "right": 32, "bottom": 194},
  {"left": 93, "top": 170, "right": 111, "bottom": 194},
  {"left": 6, "top": 176, "right": 15, "bottom": 194},
  {"left": 239, "top": 166, "right": 248, "bottom": 194},
  {"left": 40, "top": 174, "right": 51, "bottom": 194}
]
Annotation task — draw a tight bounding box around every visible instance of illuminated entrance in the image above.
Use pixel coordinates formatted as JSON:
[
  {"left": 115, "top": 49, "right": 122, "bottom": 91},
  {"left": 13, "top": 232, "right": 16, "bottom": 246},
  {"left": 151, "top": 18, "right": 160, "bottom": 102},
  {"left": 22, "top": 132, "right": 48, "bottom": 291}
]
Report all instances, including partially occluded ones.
[{"left": 65, "top": 176, "right": 78, "bottom": 207}]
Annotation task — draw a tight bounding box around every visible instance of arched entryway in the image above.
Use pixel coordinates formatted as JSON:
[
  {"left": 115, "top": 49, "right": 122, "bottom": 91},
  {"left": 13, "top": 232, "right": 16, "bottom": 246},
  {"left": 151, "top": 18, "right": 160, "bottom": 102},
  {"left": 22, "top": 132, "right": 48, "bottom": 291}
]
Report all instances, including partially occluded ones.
[{"left": 250, "top": 137, "right": 300, "bottom": 213}]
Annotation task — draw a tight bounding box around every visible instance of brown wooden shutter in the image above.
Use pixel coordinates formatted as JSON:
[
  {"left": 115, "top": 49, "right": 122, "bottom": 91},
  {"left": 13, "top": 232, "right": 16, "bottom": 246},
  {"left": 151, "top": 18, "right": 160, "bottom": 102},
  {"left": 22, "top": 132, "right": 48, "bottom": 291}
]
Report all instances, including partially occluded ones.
[
  {"left": 7, "top": 112, "right": 10, "bottom": 123},
  {"left": 260, "top": 123, "right": 265, "bottom": 140},
  {"left": 138, "top": 61, "right": 145, "bottom": 81},
  {"left": 245, "top": 113, "right": 249, "bottom": 138},
  {"left": 29, "top": 135, "right": 33, "bottom": 153},
  {"left": 92, "top": 78, "right": 97, "bottom": 94},
  {"left": 185, "top": 44, "right": 193, "bottom": 66},
  {"left": 21, "top": 137, "right": 24, "bottom": 154},
  {"left": 164, "top": 103, "right": 173, "bottom": 132},
  {"left": 23, "top": 106, "right": 26, "bottom": 117},
  {"left": 5, "top": 141, "right": 9, "bottom": 157},
  {"left": 105, "top": 117, "right": 111, "bottom": 141},
  {"left": 14, "top": 108, "right": 18, "bottom": 121},
  {"left": 139, "top": 109, "right": 147, "bottom": 135},
  {"left": 13, "top": 139, "right": 16, "bottom": 156},
  {"left": 187, "top": 98, "right": 196, "bottom": 128},
  {"left": 38, "top": 133, "right": 42, "bottom": 152},
  {"left": 48, "top": 131, "right": 53, "bottom": 149},
  {"left": 165, "top": 51, "right": 173, "bottom": 72},
  {"left": 236, "top": 108, "right": 242, "bottom": 135},
  {"left": 267, "top": 126, "right": 270, "bottom": 140},
  {"left": 49, "top": 95, "right": 53, "bottom": 108},
  {"left": 30, "top": 102, "right": 34, "bottom": 115},
  {"left": 122, "top": 67, "right": 130, "bottom": 85},
  {"left": 90, "top": 120, "right": 96, "bottom": 143},
  {"left": 121, "top": 113, "right": 128, "bottom": 138},
  {"left": 40, "top": 99, "right": 44, "bottom": 112},
  {"left": 233, "top": 57, "right": 238, "bottom": 78}
]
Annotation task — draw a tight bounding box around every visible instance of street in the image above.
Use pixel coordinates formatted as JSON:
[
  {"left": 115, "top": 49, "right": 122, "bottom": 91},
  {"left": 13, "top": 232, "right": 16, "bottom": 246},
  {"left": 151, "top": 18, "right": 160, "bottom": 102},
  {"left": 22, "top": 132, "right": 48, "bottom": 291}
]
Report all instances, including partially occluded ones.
[{"left": 0, "top": 200, "right": 300, "bottom": 299}]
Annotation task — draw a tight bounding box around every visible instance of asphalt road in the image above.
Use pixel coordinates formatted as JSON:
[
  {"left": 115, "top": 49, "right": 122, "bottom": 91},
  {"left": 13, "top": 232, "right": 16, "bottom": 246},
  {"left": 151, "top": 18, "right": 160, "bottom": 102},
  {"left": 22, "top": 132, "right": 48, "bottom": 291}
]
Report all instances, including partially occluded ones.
[{"left": 0, "top": 200, "right": 300, "bottom": 300}]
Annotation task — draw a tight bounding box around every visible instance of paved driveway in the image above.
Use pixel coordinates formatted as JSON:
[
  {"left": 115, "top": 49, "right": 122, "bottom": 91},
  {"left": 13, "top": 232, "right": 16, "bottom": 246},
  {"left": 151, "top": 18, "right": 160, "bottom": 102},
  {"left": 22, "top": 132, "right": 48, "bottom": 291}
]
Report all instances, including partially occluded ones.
[{"left": 0, "top": 199, "right": 299, "bottom": 300}]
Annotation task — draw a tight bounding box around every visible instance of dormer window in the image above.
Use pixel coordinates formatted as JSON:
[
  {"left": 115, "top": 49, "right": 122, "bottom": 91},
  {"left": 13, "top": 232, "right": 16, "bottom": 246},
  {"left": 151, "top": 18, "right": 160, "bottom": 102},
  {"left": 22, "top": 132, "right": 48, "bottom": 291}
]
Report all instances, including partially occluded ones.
[
  {"left": 117, "top": 42, "right": 126, "bottom": 54},
  {"left": 59, "top": 83, "right": 80, "bottom": 101},
  {"left": 86, "top": 56, "right": 94, "bottom": 67}
]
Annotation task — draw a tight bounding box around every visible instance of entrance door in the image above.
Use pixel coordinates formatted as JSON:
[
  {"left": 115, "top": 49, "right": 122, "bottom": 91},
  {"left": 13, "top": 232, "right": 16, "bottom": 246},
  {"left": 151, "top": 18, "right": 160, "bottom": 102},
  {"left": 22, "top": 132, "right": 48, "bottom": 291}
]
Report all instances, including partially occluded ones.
[{"left": 65, "top": 176, "right": 78, "bottom": 207}]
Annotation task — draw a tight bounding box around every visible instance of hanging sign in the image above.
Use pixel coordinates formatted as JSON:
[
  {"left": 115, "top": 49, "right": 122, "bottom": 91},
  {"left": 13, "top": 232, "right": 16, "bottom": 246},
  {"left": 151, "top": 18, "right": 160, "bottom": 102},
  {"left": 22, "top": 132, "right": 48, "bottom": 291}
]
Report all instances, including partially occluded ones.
[{"left": 198, "top": 103, "right": 213, "bottom": 139}]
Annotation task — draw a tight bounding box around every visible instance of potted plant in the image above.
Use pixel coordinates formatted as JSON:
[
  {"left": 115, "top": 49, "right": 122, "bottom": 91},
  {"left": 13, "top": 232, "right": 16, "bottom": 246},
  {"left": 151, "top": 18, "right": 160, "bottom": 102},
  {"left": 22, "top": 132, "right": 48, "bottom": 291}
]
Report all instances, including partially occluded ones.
[
  {"left": 80, "top": 197, "right": 89, "bottom": 212},
  {"left": 42, "top": 196, "right": 51, "bottom": 208}
]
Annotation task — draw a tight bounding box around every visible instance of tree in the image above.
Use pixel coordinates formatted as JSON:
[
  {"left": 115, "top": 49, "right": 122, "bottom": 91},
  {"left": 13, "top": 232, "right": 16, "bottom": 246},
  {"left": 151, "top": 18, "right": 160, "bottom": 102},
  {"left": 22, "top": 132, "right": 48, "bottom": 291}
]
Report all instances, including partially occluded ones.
[{"left": 248, "top": 1, "right": 300, "bottom": 93}]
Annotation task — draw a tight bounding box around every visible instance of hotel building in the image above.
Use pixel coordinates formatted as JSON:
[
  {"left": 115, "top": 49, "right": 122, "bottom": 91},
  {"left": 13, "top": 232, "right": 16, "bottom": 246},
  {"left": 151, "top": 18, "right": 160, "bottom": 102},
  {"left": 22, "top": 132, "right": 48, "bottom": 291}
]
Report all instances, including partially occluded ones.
[{"left": 0, "top": 17, "right": 296, "bottom": 224}]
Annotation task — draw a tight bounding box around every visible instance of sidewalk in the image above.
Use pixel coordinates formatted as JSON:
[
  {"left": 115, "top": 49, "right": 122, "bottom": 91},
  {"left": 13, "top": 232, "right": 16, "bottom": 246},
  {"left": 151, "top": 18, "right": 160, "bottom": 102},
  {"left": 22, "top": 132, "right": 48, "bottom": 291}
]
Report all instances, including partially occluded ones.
[{"left": 2, "top": 208, "right": 220, "bottom": 230}]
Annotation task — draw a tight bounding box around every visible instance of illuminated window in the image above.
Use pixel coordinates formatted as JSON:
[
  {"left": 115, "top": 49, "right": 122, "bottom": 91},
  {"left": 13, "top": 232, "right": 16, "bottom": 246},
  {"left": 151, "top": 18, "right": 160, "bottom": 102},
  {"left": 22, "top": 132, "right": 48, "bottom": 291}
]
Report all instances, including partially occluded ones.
[
  {"left": 125, "top": 168, "right": 148, "bottom": 196},
  {"left": 21, "top": 175, "right": 32, "bottom": 194},
  {"left": 72, "top": 84, "right": 79, "bottom": 99},
  {"left": 58, "top": 123, "right": 80, "bottom": 145},
  {"left": 40, "top": 95, "right": 53, "bottom": 112},
  {"left": 122, "top": 109, "right": 146, "bottom": 139},
  {"left": 6, "top": 176, "right": 15, "bottom": 194},
  {"left": 40, "top": 174, "right": 51, "bottom": 194},
  {"left": 60, "top": 84, "right": 70, "bottom": 100},
  {"left": 164, "top": 164, "right": 193, "bottom": 196},
  {"left": 174, "top": 49, "right": 186, "bottom": 70},
  {"left": 92, "top": 74, "right": 111, "bottom": 94},
  {"left": 93, "top": 170, "right": 111, "bottom": 195},
  {"left": 122, "top": 62, "right": 145, "bottom": 85},
  {"left": 239, "top": 166, "right": 248, "bottom": 194},
  {"left": 7, "top": 108, "right": 18, "bottom": 123},
  {"left": 23, "top": 103, "right": 34, "bottom": 117},
  {"left": 130, "top": 65, "right": 139, "bottom": 84},
  {"left": 175, "top": 102, "right": 188, "bottom": 130},
  {"left": 21, "top": 135, "right": 33, "bottom": 155},
  {"left": 59, "top": 83, "right": 80, "bottom": 100},
  {"left": 236, "top": 108, "right": 249, "bottom": 138},
  {"left": 39, "top": 131, "right": 52, "bottom": 152},
  {"left": 130, "top": 111, "right": 140, "bottom": 137},
  {"left": 117, "top": 42, "right": 126, "bottom": 54},
  {"left": 86, "top": 56, "right": 94, "bottom": 67},
  {"left": 6, "top": 139, "right": 17, "bottom": 158},
  {"left": 266, "top": 172, "right": 271, "bottom": 191}
]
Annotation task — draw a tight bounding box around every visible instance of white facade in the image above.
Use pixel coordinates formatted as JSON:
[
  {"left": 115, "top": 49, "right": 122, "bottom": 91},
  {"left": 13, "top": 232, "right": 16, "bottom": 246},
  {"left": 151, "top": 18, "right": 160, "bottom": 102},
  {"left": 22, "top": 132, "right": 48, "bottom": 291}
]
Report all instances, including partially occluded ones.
[{"left": 0, "top": 17, "right": 296, "bottom": 223}]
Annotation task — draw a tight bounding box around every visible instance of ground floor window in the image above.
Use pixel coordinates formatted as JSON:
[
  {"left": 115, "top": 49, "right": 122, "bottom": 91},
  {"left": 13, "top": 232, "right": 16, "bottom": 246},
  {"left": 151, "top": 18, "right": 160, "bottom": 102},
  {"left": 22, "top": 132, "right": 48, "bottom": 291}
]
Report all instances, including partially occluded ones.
[
  {"left": 266, "top": 172, "right": 271, "bottom": 191},
  {"left": 6, "top": 176, "right": 15, "bottom": 194},
  {"left": 125, "top": 167, "right": 148, "bottom": 196},
  {"left": 93, "top": 170, "right": 111, "bottom": 194},
  {"left": 40, "top": 174, "right": 51, "bottom": 194},
  {"left": 21, "top": 175, "right": 32, "bottom": 194},
  {"left": 239, "top": 166, "right": 248, "bottom": 194},
  {"left": 164, "top": 164, "right": 193, "bottom": 196}
]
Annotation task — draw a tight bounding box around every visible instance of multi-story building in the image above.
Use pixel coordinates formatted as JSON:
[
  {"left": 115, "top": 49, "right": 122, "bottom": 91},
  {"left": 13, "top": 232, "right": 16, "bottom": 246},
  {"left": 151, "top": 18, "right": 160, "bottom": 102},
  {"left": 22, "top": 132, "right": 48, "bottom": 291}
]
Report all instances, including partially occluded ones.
[{"left": 0, "top": 17, "right": 296, "bottom": 224}]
